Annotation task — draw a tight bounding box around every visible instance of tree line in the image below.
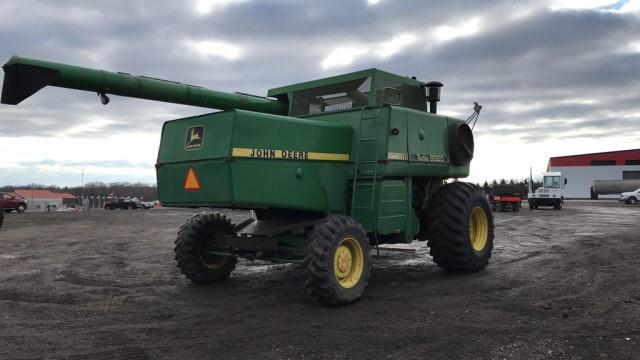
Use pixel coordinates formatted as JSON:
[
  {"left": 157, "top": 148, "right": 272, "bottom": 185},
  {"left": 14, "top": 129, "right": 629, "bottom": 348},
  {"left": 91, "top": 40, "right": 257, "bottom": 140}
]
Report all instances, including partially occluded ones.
[
  {"left": 1, "top": 178, "right": 544, "bottom": 202},
  {"left": 475, "top": 179, "right": 543, "bottom": 198}
]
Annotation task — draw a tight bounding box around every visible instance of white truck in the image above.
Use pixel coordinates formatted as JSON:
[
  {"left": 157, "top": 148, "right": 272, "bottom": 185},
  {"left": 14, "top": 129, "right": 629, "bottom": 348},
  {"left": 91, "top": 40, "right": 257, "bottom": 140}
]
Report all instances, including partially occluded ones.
[
  {"left": 619, "top": 188, "right": 640, "bottom": 205},
  {"left": 528, "top": 171, "right": 566, "bottom": 210}
]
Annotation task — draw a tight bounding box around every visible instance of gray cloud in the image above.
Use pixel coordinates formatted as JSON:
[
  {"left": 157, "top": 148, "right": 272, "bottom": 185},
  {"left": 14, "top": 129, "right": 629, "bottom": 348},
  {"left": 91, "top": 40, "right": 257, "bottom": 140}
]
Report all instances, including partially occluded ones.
[{"left": 0, "top": 0, "right": 638, "bottom": 183}]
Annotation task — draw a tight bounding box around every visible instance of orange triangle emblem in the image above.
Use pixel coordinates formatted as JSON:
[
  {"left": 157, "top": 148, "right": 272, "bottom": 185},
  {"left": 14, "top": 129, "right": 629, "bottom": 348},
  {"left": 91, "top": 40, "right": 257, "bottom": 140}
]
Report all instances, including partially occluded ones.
[{"left": 184, "top": 168, "right": 201, "bottom": 192}]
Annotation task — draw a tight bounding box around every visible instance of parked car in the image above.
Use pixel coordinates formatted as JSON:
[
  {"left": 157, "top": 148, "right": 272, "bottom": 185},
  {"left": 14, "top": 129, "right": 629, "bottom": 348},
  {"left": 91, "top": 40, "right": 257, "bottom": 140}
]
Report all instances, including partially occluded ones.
[
  {"left": 619, "top": 188, "right": 640, "bottom": 205},
  {"left": 1, "top": 192, "right": 27, "bottom": 213}
]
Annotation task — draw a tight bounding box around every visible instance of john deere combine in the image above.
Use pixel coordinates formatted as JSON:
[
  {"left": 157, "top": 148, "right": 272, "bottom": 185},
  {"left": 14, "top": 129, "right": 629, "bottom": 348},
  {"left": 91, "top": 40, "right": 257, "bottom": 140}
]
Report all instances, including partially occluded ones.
[{"left": 1, "top": 55, "right": 494, "bottom": 305}]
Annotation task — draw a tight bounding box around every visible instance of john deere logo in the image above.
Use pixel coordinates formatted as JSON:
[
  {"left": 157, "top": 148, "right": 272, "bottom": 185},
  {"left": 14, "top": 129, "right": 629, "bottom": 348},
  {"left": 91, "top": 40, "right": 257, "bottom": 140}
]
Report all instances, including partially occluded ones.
[{"left": 185, "top": 125, "right": 204, "bottom": 150}]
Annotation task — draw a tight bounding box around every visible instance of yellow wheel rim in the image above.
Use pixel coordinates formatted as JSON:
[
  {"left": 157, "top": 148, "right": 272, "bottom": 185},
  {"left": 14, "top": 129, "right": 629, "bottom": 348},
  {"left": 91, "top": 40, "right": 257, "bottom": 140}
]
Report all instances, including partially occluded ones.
[
  {"left": 333, "top": 236, "right": 364, "bottom": 289},
  {"left": 200, "top": 231, "right": 227, "bottom": 269},
  {"left": 200, "top": 254, "right": 227, "bottom": 269},
  {"left": 469, "top": 206, "right": 489, "bottom": 252}
]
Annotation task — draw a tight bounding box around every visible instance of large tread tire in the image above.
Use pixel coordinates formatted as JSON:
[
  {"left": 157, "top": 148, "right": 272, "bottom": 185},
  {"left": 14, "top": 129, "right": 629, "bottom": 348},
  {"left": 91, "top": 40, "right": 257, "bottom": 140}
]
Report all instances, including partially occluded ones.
[
  {"left": 304, "top": 215, "right": 371, "bottom": 306},
  {"left": 425, "top": 182, "right": 494, "bottom": 273},
  {"left": 174, "top": 211, "right": 238, "bottom": 285}
]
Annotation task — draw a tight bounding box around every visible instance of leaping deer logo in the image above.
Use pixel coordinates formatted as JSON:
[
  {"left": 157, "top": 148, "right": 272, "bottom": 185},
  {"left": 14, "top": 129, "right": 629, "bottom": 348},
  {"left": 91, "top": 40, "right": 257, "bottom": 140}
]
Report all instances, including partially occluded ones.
[
  {"left": 185, "top": 126, "right": 204, "bottom": 150},
  {"left": 187, "top": 128, "right": 201, "bottom": 145}
]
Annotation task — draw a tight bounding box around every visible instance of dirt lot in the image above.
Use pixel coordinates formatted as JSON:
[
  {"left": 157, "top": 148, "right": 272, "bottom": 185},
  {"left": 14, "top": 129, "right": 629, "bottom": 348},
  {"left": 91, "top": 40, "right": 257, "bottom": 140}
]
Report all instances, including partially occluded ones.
[{"left": 0, "top": 201, "right": 638, "bottom": 359}]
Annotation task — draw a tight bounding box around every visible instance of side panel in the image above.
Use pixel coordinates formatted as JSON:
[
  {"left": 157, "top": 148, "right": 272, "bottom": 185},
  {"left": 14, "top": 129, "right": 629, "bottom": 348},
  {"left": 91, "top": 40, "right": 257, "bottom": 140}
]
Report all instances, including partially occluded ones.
[
  {"left": 385, "top": 107, "right": 470, "bottom": 178},
  {"left": 351, "top": 178, "right": 412, "bottom": 237},
  {"left": 156, "top": 110, "right": 352, "bottom": 212}
]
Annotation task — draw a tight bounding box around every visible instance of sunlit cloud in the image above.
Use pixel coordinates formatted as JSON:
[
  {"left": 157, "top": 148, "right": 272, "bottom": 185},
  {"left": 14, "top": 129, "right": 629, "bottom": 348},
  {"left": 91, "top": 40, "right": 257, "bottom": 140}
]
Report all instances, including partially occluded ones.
[
  {"left": 550, "top": 0, "right": 618, "bottom": 10},
  {"left": 367, "top": 0, "right": 382, "bottom": 5},
  {"left": 378, "top": 33, "right": 417, "bottom": 58},
  {"left": 617, "top": 0, "right": 640, "bottom": 12},
  {"left": 432, "top": 17, "right": 482, "bottom": 42},
  {"left": 321, "top": 33, "right": 417, "bottom": 69},
  {"left": 183, "top": 39, "right": 242, "bottom": 60},
  {"left": 58, "top": 117, "right": 113, "bottom": 136},
  {"left": 558, "top": 98, "right": 598, "bottom": 105},
  {"left": 321, "top": 47, "right": 368, "bottom": 69},
  {"left": 625, "top": 41, "right": 640, "bottom": 53},
  {"left": 194, "top": 0, "right": 249, "bottom": 14}
]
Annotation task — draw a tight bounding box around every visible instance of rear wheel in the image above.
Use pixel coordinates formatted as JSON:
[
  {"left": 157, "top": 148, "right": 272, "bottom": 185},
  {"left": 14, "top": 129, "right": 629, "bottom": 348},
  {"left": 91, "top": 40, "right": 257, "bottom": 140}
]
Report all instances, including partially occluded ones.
[
  {"left": 174, "top": 211, "right": 237, "bottom": 284},
  {"left": 425, "top": 182, "right": 494, "bottom": 273},
  {"left": 0, "top": 205, "right": 4, "bottom": 228},
  {"left": 554, "top": 204, "right": 562, "bottom": 210},
  {"left": 304, "top": 215, "right": 371, "bottom": 305}
]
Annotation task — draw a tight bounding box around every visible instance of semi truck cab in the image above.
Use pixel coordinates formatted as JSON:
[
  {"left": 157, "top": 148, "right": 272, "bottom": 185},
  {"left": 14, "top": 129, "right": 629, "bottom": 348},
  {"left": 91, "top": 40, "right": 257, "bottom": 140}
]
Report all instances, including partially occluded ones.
[{"left": 528, "top": 171, "right": 565, "bottom": 210}]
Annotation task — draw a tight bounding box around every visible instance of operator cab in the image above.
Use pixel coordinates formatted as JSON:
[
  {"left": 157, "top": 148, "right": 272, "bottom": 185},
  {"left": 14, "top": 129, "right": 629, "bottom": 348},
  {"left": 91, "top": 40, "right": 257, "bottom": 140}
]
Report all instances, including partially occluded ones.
[{"left": 268, "top": 69, "right": 427, "bottom": 117}]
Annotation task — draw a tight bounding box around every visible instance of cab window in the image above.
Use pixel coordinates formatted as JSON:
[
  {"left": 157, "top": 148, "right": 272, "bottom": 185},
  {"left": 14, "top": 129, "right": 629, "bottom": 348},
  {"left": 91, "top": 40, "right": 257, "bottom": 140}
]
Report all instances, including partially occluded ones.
[{"left": 544, "top": 176, "right": 560, "bottom": 188}]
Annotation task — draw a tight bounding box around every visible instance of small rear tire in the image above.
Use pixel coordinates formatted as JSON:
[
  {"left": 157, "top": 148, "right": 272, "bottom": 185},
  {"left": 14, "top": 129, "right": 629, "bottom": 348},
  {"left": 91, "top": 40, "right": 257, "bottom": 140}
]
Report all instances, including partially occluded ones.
[
  {"left": 304, "top": 215, "right": 371, "bottom": 306},
  {"left": 174, "top": 211, "right": 238, "bottom": 284}
]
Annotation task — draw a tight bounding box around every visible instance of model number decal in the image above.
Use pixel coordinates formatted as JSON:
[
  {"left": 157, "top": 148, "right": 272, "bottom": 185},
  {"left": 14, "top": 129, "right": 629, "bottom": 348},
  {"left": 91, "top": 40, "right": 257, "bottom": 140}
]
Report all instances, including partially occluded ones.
[
  {"left": 232, "top": 148, "right": 349, "bottom": 161},
  {"left": 388, "top": 152, "right": 449, "bottom": 163}
]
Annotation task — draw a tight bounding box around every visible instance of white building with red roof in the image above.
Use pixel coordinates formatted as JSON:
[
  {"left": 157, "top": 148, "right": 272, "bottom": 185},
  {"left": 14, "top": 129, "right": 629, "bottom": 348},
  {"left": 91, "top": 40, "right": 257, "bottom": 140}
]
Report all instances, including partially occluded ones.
[
  {"left": 13, "top": 190, "right": 76, "bottom": 212},
  {"left": 547, "top": 149, "right": 640, "bottom": 198}
]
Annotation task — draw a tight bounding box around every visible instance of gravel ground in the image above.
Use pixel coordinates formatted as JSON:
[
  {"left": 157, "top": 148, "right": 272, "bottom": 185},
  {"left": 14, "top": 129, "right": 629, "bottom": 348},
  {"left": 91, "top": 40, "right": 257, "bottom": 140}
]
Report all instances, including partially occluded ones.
[{"left": 0, "top": 201, "right": 638, "bottom": 359}]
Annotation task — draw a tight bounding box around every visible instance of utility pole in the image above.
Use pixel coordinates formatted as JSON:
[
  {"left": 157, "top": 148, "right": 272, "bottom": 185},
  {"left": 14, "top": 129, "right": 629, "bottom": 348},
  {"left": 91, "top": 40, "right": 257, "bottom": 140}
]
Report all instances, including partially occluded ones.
[{"left": 81, "top": 167, "right": 85, "bottom": 209}]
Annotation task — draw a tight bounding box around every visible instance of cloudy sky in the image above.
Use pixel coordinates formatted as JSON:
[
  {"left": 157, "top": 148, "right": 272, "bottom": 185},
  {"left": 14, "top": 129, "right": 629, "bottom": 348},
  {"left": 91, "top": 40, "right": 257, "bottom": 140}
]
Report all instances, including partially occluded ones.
[{"left": 0, "top": 0, "right": 638, "bottom": 186}]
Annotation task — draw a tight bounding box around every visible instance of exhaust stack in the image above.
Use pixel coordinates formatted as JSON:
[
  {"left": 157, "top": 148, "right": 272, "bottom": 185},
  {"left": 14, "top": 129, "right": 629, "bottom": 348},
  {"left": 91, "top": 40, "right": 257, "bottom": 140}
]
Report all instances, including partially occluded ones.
[{"left": 426, "top": 81, "right": 443, "bottom": 114}]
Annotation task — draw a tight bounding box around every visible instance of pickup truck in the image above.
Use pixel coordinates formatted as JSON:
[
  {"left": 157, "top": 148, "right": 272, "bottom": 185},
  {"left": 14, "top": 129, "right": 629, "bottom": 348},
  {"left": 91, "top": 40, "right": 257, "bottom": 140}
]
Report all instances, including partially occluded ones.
[
  {"left": 619, "top": 188, "right": 640, "bottom": 205},
  {"left": 1, "top": 192, "right": 27, "bottom": 213}
]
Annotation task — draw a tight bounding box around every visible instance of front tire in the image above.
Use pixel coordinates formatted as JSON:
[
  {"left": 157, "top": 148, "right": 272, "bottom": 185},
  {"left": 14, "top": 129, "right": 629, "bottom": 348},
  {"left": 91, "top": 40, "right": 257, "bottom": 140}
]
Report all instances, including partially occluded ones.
[
  {"left": 425, "top": 182, "right": 494, "bottom": 273},
  {"left": 304, "top": 215, "right": 371, "bottom": 305},
  {"left": 17, "top": 204, "right": 26, "bottom": 213},
  {"left": 629, "top": 197, "right": 638, "bottom": 205},
  {"left": 0, "top": 205, "right": 4, "bottom": 228},
  {"left": 174, "top": 212, "right": 238, "bottom": 284}
]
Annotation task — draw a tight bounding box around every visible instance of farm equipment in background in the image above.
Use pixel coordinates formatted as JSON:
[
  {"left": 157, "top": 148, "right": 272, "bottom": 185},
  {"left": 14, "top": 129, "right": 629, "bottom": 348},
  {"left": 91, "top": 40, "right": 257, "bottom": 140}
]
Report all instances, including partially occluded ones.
[
  {"left": 489, "top": 183, "right": 524, "bottom": 212},
  {"left": 1, "top": 55, "right": 494, "bottom": 305}
]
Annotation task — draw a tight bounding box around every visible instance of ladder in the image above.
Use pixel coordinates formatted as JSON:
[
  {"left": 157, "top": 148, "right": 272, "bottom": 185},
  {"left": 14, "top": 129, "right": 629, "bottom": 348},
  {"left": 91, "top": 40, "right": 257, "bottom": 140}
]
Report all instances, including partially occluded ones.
[{"left": 350, "top": 107, "right": 381, "bottom": 254}]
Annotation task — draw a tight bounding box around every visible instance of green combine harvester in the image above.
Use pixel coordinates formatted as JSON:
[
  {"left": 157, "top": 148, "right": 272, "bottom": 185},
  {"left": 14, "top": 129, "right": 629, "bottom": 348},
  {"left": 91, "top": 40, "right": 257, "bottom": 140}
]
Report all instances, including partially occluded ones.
[{"left": 1, "top": 55, "right": 494, "bottom": 305}]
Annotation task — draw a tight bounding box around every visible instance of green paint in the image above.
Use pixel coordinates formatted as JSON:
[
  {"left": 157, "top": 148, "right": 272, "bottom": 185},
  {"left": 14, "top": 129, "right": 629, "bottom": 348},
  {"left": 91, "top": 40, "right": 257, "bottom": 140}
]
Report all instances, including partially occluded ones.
[{"left": 1, "top": 55, "right": 478, "bottom": 259}]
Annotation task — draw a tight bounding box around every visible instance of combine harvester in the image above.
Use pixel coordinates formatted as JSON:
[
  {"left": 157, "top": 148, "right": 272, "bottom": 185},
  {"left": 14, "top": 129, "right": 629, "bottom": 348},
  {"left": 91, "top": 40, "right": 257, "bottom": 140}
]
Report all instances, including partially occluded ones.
[{"left": 1, "top": 56, "right": 494, "bottom": 305}]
